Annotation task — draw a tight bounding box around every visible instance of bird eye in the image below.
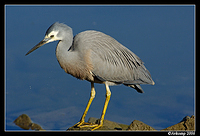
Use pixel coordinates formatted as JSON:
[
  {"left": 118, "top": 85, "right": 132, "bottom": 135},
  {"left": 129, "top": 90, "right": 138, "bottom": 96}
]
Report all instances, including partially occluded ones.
[{"left": 50, "top": 35, "right": 54, "bottom": 38}]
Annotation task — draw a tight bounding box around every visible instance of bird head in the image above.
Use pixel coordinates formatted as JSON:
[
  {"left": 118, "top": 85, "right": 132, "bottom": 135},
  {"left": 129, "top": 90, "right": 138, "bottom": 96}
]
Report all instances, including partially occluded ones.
[{"left": 25, "top": 22, "right": 72, "bottom": 56}]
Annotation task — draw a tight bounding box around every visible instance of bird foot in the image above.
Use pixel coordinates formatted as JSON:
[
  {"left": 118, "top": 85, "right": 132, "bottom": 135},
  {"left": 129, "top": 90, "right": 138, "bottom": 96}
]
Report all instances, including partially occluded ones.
[
  {"left": 79, "top": 123, "right": 102, "bottom": 131},
  {"left": 72, "top": 121, "right": 91, "bottom": 127},
  {"left": 91, "top": 124, "right": 103, "bottom": 131},
  {"left": 72, "top": 121, "right": 102, "bottom": 131}
]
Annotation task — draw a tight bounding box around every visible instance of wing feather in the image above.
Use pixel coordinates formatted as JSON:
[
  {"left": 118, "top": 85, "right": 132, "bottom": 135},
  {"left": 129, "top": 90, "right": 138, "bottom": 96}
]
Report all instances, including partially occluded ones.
[{"left": 73, "top": 30, "right": 154, "bottom": 85}]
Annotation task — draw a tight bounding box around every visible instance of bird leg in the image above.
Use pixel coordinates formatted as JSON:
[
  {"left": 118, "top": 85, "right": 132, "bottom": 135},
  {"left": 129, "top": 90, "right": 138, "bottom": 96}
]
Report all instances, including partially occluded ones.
[
  {"left": 78, "top": 83, "right": 111, "bottom": 131},
  {"left": 73, "top": 82, "right": 96, "bottom": 127},
  {"left": 91, "top": 83, "right": 111, "bottom": 130}
]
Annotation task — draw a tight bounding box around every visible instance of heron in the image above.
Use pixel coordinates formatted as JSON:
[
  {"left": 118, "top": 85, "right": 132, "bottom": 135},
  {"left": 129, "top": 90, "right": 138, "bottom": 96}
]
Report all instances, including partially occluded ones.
[{"left": 26, "top": 22, "right": 155, "bottom": 131}]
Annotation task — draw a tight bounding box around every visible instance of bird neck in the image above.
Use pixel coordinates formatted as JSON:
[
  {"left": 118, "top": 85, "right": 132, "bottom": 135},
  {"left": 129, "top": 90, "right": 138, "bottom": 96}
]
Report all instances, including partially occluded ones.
[{"left": 55, "top": 37, "right": 76, "bottom": 71}]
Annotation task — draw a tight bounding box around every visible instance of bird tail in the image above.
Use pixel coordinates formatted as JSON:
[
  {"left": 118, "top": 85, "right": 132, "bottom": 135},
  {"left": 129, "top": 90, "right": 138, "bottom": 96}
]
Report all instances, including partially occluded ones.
[{"left": 124, "top": 84, "right": 144, "bottom": 93}]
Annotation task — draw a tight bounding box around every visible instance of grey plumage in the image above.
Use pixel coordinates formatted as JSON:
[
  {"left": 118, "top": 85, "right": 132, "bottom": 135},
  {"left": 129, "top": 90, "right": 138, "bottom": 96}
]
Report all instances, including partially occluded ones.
[
  {"left": 26, "top": 22, "right": 155, "bottom": 130},
  {"left": 26, "top": 22, "right": 154, "bottom": 93},
  {"left": 70, "top": 30, "right": 154, "bottom": 93}
]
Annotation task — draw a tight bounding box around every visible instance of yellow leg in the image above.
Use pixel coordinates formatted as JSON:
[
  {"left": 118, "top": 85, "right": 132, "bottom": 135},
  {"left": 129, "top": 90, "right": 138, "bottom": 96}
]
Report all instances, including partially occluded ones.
[
  {"left": 74, "top": 82, "right": 111, "bottom": 131},
  {"left": 73, "top": 82, "right": 96, "bottom": 127},
  {"left": 91, "top": 83, "right": 111, "bottom": 131}
]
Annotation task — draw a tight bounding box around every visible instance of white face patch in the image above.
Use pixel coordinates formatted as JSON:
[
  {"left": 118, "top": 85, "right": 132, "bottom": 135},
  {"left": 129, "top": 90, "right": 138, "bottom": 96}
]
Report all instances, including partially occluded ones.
[{"left": 44, "top": 31, "right": 59, "bottom": 43}]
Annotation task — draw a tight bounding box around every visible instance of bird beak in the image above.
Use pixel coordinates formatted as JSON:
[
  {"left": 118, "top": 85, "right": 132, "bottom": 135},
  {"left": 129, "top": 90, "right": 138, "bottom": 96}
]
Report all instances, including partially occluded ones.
[{"left": 25, "top": 37, "right": 51, "bottom": 56}]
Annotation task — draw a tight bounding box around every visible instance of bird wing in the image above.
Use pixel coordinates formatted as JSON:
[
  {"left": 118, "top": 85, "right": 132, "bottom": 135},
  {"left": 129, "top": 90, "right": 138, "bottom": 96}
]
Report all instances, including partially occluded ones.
[{"left": 73, "top": 30, "right": 154, "bottom": 85}]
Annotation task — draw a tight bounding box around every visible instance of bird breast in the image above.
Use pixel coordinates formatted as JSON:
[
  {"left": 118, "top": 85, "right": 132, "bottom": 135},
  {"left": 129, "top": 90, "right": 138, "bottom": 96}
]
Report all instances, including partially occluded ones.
[{"left": 56, "top": 40, "right": 94, "bottom": 82}]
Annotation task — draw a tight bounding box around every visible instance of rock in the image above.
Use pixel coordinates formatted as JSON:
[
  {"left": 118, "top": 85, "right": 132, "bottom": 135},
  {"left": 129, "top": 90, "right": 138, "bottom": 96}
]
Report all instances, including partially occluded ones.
[
  {"left": 88, "top": 117, "right": 128, "bottom": 130},
  {"left": 13, "top": 114, "right": 44, "bottom": 130},
  {"left": 13, "top": 114, "right": 32, "bottom": 130},
  {"left": 67, "top": 117, "right": 129, "bottom": 131},
  {"left": 127, "top": 120, "right": 156, "bottom": 131},
  {"left": 180, "top": 116, "right": 191, "bottom": 122},
  {"left": 30, "top": 123, "right": 44, "bottom": 130},
  {"left": 13, "top": 114, "right": 195, "bottom": 131},
  {"left": 118, "top": 123, "right": 130, "bottom": 130},
  {"left": 162, "top": 115, "right": 195, "bottom": 131}
]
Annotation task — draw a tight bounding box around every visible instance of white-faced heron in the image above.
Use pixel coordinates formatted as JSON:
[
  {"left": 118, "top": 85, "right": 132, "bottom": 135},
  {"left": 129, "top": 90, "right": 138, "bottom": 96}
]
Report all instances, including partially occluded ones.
[{"left": 26, "top": 22, "right": 155, "bottom": 130}]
